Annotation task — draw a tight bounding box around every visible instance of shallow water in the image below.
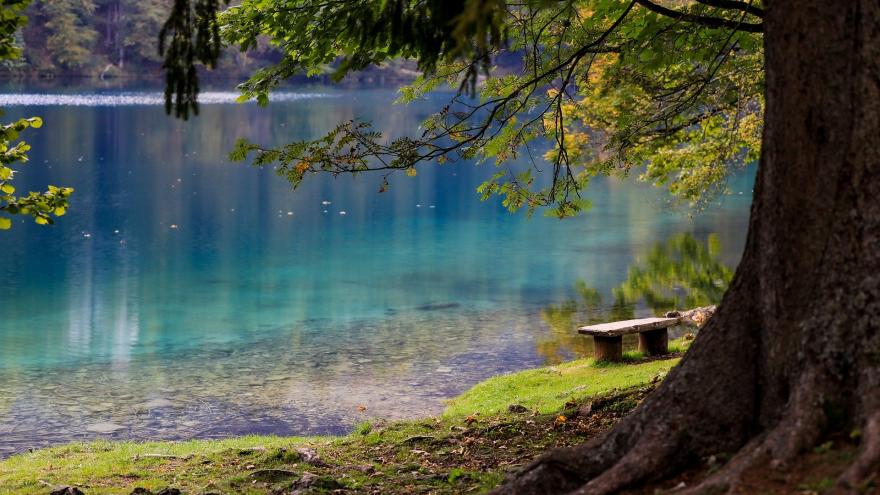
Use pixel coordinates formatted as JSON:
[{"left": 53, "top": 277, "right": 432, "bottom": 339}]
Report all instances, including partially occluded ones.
[{"left": 0, "top": 85, "right": 753, "bottom": 457}]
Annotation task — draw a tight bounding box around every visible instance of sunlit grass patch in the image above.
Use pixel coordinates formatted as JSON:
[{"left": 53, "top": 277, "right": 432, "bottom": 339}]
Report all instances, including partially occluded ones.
[
  {"left": 0, "top": 436, "right": 319, "bottom": 494},
  {"left": 445, "top": 336, "right": 693, "bottom": 418},
  {"left": 444, "top": 355, "right": 678, "bottom": 418}
]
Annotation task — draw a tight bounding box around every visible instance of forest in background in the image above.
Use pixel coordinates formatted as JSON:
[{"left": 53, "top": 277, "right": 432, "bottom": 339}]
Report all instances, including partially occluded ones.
[
  {"left": 1, "top": 0, "right": 429, "bottom": 82},
  {"left": 2, "top": 0, "right": 278, "bottom": 79}
]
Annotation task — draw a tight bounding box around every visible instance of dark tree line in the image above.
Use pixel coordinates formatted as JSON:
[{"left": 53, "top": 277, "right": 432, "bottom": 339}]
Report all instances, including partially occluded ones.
[{"left": 7, "top": 0, "right": 278, "bottom": 78}]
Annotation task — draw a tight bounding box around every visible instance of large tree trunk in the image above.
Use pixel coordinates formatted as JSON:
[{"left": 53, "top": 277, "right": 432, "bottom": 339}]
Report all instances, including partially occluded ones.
[{"left": 495, "top": 1, "right": 880, "bottom": 493}]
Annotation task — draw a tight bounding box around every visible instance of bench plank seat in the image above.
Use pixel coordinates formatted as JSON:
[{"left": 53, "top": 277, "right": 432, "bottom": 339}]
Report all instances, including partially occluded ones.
[
  {"left": 578, "top": 317, "right": 681, "bottom": 361},
  {"left": 578, "top": 317, "right": 681, "bottom": 337}
]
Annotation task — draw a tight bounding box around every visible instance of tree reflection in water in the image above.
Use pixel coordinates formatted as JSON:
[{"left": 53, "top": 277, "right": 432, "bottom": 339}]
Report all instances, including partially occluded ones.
[{"left": 537, "top": 234, "right": 734, "bottom": 364}]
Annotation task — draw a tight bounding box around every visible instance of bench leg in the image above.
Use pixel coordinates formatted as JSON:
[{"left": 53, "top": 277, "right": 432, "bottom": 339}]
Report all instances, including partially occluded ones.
[
  {"left": 638, "top": 328, "right": 669, "bottom": 356},
  {"left": 593, "top": 335, "right": 623, "bottom": 361}
]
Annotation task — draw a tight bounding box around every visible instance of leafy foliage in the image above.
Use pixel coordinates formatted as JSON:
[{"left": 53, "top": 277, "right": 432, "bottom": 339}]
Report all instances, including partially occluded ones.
[
  {"left": 157, "top": 0, "right": 508, "bottom": 117},
  {"left": 0, "top": 116, "right": 74, "bottom": 229},
  {"left": 0, "top": 0, "right": 74, "bottom": 229},
  {"left": 222, "top": 0, "right": 506, "bottom": 101},
  {"left": 209, "top": 0, "right": 764, "bottom": 216},
  {"left": 0, "top": 0, "right": 30, "bottom": 60},
  {"left": 160, "top": 0, "right": 225, "bottom": 118}
]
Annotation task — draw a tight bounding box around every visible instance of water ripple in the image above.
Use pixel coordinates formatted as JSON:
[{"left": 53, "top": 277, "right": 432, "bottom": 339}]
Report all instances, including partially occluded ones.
[{"left": 0, "top": 91, "right": 336, "bottom": 106}]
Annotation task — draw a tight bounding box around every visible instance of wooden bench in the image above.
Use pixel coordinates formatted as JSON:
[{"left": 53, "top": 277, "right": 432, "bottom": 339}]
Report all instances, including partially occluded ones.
[
  {"left": 578, "top": 317, "right": 680, "bottom": 361},
  {"left": 577, "top": 307, "right": 716, "bottom": 361}
]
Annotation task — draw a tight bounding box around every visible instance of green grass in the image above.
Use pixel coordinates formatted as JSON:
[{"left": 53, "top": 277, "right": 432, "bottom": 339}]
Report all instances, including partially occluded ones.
[
  {"left": 0, "top": 436, "right": 319, "bottom": 494},
  {"left": 0, "top": 345, "right": 689, "bottom": 495},
  {"left": 444, "top": 356, "right": 677, "bottom": 417}
]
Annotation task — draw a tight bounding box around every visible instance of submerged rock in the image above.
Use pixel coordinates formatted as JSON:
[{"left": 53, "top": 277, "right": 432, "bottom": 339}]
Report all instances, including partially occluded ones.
[
  {"left": 415, "top": 302, "right": 461, "bottom": 311},
  {"left": 85, "top": 422, "right": 124, "bottom": 434}
]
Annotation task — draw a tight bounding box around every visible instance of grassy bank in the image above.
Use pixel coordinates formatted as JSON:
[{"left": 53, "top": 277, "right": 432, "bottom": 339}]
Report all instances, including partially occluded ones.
[{"left": 0, "top": 350, "right": 684, "bottom": 495}]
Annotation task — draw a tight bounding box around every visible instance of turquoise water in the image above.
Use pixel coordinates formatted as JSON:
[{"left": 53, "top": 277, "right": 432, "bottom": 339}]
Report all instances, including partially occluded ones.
[{"left": 0, "top": 86, "right": 753, "bottom": 456}]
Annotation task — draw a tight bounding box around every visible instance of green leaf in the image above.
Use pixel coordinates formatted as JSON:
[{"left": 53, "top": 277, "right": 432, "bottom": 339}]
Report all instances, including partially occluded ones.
[{"left": 0, "top": 217, "right": 9, "bottom": 230}]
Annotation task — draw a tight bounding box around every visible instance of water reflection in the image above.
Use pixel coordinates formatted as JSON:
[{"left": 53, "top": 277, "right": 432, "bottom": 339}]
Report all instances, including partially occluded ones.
[{"left": 537, "top": 234, "right": 733, "bottom": 364}]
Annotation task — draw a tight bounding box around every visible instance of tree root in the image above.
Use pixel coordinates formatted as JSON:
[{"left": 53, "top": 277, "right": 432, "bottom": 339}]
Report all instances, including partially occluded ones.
[
  {"left": 570, "top": 433, "right": 681, "bottom": 495},
  {"left": 678, "top": 398, "right": 824, "bottom": 495},
  {"left": 494, "top": 360, "right": 880, "bottom": 495},
  {"left": 838, "top": 411, "right": 880, "bottom": 491},
  {"left": 578, "top": 376, "right": 826, "bottom": 495},
  {"left": 682, "top": 405, "right": 879, "bottom": 495},
  {"left": 594, "top": 368, "right": 833, "bottom": 495},
  {"left": 492, "top": 393, "right": 694, "bottom": 495}
]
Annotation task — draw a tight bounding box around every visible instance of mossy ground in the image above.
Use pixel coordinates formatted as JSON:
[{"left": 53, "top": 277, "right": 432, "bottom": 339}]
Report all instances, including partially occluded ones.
[{"left": 0, "top": 345, "right": 687, "bottom": 495}]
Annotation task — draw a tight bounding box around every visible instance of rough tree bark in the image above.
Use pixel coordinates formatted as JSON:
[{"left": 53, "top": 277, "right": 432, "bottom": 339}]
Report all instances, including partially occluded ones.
[{"left": 495, "top": 1, "right": 880, "bottom": 493}]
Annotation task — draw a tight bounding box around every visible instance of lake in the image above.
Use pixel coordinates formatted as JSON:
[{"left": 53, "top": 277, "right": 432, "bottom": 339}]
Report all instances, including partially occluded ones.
[{"left": 0, "top": 84, "right": 753, "bottom": 457}]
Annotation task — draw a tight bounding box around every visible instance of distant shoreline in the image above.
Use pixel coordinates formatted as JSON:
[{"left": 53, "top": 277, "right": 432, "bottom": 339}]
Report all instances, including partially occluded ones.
[{"left": 0, "top": 91, "right": 340, "bottom": 107}]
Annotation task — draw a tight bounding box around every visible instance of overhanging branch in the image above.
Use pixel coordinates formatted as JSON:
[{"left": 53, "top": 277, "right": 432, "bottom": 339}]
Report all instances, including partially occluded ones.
[
  {"left": 635, "top": 0, "right": 763, "bottom": 33},
  {"left": 695, "top": 0, "right": 763, "bottom": 18}
]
